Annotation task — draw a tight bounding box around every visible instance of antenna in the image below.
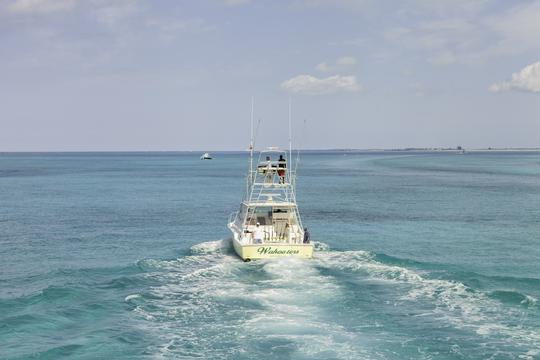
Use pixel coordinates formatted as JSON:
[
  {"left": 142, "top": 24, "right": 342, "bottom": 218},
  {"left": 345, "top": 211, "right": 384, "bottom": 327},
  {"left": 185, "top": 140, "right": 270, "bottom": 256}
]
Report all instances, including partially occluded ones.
[
  {"left": 248, "top": 96, "right": 254, "bottom": 194},
  {"left": 288, "top": 97, "right": 292, "bottom": 173},
  {"left": 250, "top": 96, "right": 254, "bottom": 152},
  {"left": 250, "top": 96, "right": 254, "bottom": 161},
  {"left": 295, "top": 118, "right": 306, "bottom": 174}
]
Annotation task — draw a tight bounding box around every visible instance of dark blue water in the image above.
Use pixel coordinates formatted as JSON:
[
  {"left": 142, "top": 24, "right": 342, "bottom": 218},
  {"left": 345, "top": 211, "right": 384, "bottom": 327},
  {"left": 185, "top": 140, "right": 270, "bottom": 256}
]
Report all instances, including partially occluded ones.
[{"left": 1, "top": 152, "right": 539, "bottom": 359}]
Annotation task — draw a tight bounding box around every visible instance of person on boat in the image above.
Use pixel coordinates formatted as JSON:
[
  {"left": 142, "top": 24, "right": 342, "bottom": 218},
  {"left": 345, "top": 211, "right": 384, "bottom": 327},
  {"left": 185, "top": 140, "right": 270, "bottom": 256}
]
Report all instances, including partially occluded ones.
[
  {"left": 303, "top": 227, "right": 310, "bottom": 244},
  {"left": 254, "top": 222, "right": 264, "bottom": 244},
  {"left": 258, "top": 156, "right": 272, "bottom": 175},
  {"left": 277, "top": 155, "right": 286, "bottom": 184}
]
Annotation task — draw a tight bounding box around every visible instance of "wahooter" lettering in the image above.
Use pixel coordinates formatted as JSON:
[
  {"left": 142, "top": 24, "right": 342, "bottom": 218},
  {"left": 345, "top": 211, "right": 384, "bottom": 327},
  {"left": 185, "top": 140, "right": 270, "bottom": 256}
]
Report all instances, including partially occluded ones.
[{"left": 257, "top": 247, "right": 300, "bottom": 255}]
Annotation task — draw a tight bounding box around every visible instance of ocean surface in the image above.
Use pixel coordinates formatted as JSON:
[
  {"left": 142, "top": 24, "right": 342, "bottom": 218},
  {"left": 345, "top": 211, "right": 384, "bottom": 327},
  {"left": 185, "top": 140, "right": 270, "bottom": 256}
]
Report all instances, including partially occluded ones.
[{"left": 1, "top": 151, "right": 539, "bottom": 360}]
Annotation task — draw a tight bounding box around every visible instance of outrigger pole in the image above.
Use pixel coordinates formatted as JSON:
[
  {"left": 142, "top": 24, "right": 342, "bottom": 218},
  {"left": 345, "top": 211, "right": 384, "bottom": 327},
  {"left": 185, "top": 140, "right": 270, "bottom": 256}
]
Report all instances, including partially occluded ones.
[
  {"left": 288, "top": 97, "right": 292, "bottom": 182},
  {"left": 248, "top": 96, "right": 254, "bottom": 197}
]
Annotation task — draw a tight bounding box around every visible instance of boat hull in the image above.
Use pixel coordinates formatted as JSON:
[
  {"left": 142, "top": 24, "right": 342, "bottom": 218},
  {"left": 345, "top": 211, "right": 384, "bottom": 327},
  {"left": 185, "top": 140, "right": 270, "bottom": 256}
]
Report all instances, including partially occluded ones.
[{"left": 232, "top": 238, "right": 313, "bottom": 261}]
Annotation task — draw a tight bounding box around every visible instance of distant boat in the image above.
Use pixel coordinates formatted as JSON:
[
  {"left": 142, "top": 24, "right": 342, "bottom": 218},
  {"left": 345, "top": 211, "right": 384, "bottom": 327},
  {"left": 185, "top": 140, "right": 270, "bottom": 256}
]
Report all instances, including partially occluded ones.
[{"left": 200, "top": 152, "right": 212, "bottom": 160}]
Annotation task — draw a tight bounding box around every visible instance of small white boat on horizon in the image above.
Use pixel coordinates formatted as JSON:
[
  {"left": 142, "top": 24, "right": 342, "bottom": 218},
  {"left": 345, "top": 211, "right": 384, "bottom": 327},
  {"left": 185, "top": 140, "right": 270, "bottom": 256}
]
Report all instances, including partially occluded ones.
[{"left": 200, "top": 152, "right": 212, "bottom": 160}]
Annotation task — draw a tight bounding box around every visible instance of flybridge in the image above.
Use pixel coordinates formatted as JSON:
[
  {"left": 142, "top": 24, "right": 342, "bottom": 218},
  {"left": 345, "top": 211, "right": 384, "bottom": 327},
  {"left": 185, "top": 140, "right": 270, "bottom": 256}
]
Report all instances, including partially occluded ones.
[{"left": 246, "top": 149, "right": 299, "bottom": 203}]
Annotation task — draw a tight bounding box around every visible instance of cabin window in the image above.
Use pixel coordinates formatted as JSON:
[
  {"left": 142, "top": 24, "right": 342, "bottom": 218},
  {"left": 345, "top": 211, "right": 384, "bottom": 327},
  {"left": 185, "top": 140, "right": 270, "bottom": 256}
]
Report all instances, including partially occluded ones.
[
  {"left": 272, "top": 208, "right": 289, "bottom": 220},
  {"left": 247, "top": 206, "right": 272, "bottom": 225}
]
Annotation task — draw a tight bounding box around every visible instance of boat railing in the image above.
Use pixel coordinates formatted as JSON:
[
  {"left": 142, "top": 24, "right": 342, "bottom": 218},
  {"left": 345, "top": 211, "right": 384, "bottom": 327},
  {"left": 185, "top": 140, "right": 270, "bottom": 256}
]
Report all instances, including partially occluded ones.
[
  {"left": 228, "top": 211, "right": 239, "bottom": 226},
  {"left": 240, "top": 225, "right": 304, "bottom": 245},
  {"left": 248, "top": 169, "right": 297, "bottom": 201}
]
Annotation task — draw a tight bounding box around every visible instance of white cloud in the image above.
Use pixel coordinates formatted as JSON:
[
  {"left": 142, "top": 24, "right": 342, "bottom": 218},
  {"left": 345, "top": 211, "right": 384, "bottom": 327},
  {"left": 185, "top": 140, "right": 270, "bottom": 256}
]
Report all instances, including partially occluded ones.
[
  {"left": 146, "top": 17, "right": 216, "bottom": 42},
  {"left": 9, "top": 0, "right": 75, "bottom": 13},
  {"left": 93, "top": 1, "right": 141, "bottom": 28},
  {"left": 383, "top": 18, "right": 484, "bottom": 66},
  {"left": 486, "top": 2, "right": 540, "bottom": 57},
  {"left": 316, "top": 56, "right": 357, "bottom": 72},
  {"left": 381, "top": 2, "right": 540, "bottom": 66},
  {"left": 428, "top": 51, "right": 456, "bottom": 66},
  {"left": 223, "top": 0, "right": 251, "bottom": 6},
  {"left": 410, "top": 82, "right": 427, "bottom": 97},
  {"left": 336, "top": 56, "right": 357, "bottom": 66},
  {"left": 293, "top": 0, "right": 487, "bottom": 16},
  {"left": 315, "top": 62, "right": 335, "bottom": 72},
  {"left": 281, "top": 74, "right": 361, "bottom": 95},
  {"left": 489, "top": 61, "right": 540, "bottom": 93}
]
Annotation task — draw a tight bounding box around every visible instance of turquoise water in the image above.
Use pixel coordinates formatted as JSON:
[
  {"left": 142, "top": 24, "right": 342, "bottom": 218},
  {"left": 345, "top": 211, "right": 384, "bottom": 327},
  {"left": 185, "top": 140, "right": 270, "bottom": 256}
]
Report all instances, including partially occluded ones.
[{"left": 1, "top": 151, "right": 539, "bottom": 359}]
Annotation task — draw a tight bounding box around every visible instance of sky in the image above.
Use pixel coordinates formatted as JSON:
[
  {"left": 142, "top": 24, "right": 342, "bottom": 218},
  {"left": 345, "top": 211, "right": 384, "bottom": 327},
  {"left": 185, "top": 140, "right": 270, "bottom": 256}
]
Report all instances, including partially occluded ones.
[{"left": 1, "top": 0, "right": 539, "bottom": 151}]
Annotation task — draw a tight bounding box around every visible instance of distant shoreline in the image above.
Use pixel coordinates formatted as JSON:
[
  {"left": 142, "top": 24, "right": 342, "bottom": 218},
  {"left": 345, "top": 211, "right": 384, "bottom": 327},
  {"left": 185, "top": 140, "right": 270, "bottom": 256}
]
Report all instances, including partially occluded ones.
[
  {"left": 301, "top": 148, "right": 540, "bottom": 152},
  {"left": 1, "top": 148, "right": 540, "bottom": 154}
]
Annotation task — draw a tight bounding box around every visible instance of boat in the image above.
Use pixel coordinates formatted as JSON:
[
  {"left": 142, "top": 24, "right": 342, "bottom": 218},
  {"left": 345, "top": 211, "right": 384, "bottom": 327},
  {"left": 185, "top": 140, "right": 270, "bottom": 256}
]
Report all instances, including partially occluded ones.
[
  {"left": 200, "top": 152, "right": 212, "bottom": 160},
  {"left": 227, "top": 101, "right": 312, "bottom": 261}
]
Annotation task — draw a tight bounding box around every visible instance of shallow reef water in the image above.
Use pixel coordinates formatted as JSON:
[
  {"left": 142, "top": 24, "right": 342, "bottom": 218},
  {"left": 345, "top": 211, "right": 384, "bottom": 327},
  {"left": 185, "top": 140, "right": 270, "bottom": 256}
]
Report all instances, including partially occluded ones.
[{"left": 1, "top": 151, "right": 539, "bottom": 359}]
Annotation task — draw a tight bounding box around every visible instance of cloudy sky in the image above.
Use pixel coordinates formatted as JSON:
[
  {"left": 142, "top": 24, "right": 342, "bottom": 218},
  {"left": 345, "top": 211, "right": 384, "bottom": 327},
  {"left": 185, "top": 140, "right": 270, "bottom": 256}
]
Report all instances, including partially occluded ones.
[{"left": 1, "top": 0, "right": 539, "bottom": 151}]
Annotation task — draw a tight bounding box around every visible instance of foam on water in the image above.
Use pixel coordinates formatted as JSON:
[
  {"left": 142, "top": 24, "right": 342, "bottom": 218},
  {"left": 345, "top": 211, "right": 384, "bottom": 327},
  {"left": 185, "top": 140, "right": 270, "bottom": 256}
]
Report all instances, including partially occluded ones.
[
  {"left": 314, "top": 249, "right": 540, "bottom": 358},
  {"left": 128, "top": 240, "right": 540, "bottom": 359},
  {"left": 239, "top": 258, "right": 373, "bottom": 359},
  {"left": 130, "top": 240, "right": 378, "bottom": 359},
  {"left": 125, "top": 294, "right": 141, "bottom": 302},
  {"left": 522, "top": 295, "right": 538, "bottom": 307},
  {"left": 190, "top": 239, "right": 232, "bottom": 254}
]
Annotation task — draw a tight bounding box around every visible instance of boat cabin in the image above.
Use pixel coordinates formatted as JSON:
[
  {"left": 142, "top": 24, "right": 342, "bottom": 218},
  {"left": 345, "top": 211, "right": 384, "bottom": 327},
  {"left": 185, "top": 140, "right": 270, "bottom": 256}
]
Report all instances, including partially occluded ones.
[{"left": 236, "top": 203, "right": 302, "bottom": 244}]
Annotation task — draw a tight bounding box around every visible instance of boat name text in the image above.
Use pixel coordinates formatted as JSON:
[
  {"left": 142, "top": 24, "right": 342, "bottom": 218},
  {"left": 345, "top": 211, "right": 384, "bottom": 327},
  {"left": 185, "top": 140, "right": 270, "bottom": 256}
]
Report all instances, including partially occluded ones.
[{"left": 257, "top": 247, "right": 300, "bottom": 255}]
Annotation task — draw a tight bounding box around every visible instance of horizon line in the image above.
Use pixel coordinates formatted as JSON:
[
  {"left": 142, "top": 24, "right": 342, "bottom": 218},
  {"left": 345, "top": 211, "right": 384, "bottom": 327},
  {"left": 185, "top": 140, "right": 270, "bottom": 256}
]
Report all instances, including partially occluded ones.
[{"left": 1, "top": 147, "right": 540, "bottom": 154}]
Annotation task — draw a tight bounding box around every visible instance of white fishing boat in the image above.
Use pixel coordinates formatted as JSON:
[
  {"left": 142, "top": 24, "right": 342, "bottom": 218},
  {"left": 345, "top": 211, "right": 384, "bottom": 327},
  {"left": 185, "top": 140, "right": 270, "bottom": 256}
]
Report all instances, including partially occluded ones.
[
  {"left": 227, "top": 100, "right": 312, "bottom": 261},
  {"left": 200, "top": 152, "right": 212, "bottom": 160}
]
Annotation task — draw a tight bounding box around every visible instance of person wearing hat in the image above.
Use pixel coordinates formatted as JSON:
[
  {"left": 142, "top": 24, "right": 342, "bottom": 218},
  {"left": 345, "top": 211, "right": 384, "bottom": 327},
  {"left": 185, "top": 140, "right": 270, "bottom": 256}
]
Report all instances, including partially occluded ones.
[{"left": 253, "top": 222, "right": 264, "bottom": 244}]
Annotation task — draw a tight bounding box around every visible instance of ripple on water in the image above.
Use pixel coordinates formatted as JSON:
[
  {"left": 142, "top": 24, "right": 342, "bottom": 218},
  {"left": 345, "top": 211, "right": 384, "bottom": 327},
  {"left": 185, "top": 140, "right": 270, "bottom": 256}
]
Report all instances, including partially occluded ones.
[
  {"left": 130, "top": 240, "right": 377, "bottom": 359},
  {"left": 129, "top": 240, "right": 540, "bottom": 359},
  {"left": 314, "top": 249, "right": 540, "bottom": 358}
]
